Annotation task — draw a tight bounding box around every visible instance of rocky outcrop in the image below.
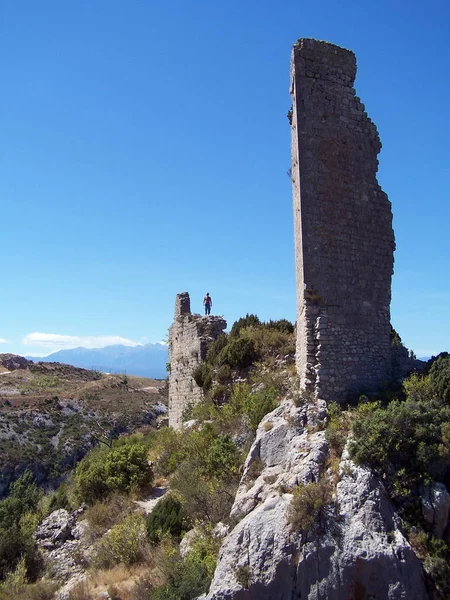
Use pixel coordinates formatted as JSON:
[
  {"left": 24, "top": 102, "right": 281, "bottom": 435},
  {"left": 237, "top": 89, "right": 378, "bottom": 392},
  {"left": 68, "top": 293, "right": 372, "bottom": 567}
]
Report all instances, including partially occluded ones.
[
  {"left": 0, "top": 353, "right": 32, "bottom": 371},
  {"left": 421, "top": 482, "right": 450, "bottom": 539},
  {"left": 35, "top": 507, "right": 89, "bottom": 598},
  {"left": 204, "top": 396, "right": 428, "bottom": 599}
]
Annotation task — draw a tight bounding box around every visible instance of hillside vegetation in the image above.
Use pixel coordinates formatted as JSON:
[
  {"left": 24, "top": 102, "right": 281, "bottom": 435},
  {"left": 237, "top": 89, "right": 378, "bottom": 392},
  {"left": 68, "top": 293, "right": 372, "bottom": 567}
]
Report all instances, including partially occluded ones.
[
  {"left": 0, "top": 332, "right": 449, "bottom": 599},
  {"left": 0, "top": 355, "right": 166, "bottom": 497}
]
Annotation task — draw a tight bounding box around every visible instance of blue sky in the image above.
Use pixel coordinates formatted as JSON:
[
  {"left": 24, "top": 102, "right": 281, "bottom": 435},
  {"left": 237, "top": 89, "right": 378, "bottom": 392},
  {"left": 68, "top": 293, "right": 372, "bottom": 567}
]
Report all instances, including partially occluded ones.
[{"left": 0, "top": 0, "right": 449, "bottom": 358}]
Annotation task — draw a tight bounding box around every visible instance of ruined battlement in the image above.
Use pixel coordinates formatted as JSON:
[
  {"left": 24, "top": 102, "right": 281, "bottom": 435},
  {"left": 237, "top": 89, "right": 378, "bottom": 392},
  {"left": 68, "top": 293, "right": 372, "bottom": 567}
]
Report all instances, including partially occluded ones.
[
  {"left": 168, "top": 293, "right": 226, "bottom": 429},
  {"left": 291, "top": 39, "right": 395, "bottom": 402}
]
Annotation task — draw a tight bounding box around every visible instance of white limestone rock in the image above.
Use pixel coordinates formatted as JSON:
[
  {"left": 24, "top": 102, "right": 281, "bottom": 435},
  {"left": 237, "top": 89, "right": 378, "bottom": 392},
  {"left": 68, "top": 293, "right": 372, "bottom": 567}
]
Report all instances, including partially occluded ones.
[
  {"left": 204, "top": 400, "right": 428, "bottom": 600},
  {"left": 421, "top": 481, "right": 450, "bottom": 538}
]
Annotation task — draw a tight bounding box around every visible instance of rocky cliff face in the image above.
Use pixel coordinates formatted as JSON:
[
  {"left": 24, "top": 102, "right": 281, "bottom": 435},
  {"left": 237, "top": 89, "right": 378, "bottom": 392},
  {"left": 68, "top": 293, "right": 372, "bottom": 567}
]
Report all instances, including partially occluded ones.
[{"left": 204, "top": 395, "right": 430, "bottom": 599}]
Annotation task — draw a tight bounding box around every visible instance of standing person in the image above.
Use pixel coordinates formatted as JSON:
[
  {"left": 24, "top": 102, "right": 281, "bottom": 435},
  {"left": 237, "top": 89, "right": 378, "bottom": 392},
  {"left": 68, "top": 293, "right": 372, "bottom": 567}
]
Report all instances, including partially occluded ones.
[{"left": 203, "top": 293, "right": 212, "bottom": 316}]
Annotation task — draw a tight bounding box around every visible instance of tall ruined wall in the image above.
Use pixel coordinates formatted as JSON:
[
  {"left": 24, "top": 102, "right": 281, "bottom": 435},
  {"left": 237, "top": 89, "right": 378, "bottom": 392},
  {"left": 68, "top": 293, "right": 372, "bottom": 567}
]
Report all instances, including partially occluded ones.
[
  {"left": 291, "top": 39, "right": 395, "bottom": 403},
  {"left": 168, "top": 293, "right": 226, "bottom": 429}
]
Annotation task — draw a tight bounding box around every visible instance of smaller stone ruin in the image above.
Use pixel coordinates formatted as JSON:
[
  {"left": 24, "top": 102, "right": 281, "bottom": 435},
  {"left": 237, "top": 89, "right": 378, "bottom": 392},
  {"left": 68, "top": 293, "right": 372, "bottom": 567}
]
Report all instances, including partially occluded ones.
[{"left": 168, "top": 292, "right": 226, "bottom": 429}]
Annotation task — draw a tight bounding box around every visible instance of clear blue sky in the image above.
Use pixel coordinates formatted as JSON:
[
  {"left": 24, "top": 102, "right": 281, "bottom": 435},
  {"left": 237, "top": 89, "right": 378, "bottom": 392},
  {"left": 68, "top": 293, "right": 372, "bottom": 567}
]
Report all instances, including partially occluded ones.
[{"left": 1, "top": 0, "right": 449, "bottom": 358}]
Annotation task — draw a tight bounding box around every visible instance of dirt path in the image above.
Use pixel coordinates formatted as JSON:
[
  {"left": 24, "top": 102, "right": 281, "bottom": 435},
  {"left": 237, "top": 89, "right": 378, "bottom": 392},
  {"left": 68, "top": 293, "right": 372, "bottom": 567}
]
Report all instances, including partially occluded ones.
[{"left": 133, "top": 486, "right": 167, "bottom": 514}]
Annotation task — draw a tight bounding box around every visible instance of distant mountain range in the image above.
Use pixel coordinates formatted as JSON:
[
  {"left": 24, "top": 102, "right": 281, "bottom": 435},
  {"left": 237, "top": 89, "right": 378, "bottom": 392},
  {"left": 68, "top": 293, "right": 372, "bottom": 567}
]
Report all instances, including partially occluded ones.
[{"left": 26, "top": 343, "right": 168, "bottom": 379}]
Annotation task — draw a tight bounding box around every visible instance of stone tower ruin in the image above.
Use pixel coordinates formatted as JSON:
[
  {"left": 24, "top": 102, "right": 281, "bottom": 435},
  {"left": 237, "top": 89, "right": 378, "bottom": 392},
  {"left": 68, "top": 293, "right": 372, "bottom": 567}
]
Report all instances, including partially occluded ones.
[
  {"left": 168, "top": 292, "right": 226, "bottom": 429},
  {"left": 290, "top": 39, "right": 395, "bottom": 403}
]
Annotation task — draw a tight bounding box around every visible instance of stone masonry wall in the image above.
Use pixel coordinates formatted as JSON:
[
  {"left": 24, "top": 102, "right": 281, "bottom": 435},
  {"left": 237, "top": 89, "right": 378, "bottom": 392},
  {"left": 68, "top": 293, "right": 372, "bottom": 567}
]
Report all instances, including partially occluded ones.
[
  {"left": 290, "top": 39, "right": 395, "bottom": 403},
  {"left": 168, "top": 293, "right": 226, "bottom": 429}
]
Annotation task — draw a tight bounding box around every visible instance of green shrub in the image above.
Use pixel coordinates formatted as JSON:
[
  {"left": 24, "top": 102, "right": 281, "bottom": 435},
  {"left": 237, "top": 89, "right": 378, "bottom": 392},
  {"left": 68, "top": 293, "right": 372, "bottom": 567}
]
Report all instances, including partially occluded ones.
[
  {"left": 204, "top": 435, "right": 241, "bottom": 479},
  {"left": 186, "top": 529, "right": 221, "bottom": 583},
  {"left": 240, "top": 327, "right": 294, "bottom": 358},
  {"left": 205, "top": 334, "right": 229, "bottom": 365},
  {"left": 230, "top": 314, "right": 261, "bottom": 338},
  {"left": 325, "top": 402, "right": 349, "bottom": 457},
  {"left": 93, "top": 513, "right": 147, "bottom": 568},
  {"left": 288, "top": 479, "right": 332, "bottom": 531},
  {"left": 402, "top": 373, "right": 434, "bottom": 403},
  {"left": 264, "top": 319, "right": 294, "bottom": 334},
  {"left": 192, "top": 363, "right": 213, "bottom": 390},
  {"left": 0, "top": 557, "right": 27, "bottom": 594},
  {"left": 170, "top": 465, "right": 237, "bottom": 524},
  {"left": 217, "top": 337, "right": 258, "bottom": 369},
  {"left": 210, "top": 384, "right": 231, "bottom": 404},
  {"left": 104, "top": 442, "right": 153, "bottom": 495},
  {"left": 146, "top": 495, "right": 188, "bottom": 543},
  {"left": 84, "top": 495, "right": 133, "bottom": 538},
  {"left": 349, "top": 397, "right": 450, "bottom": 498},
  {"left": 148, "top": 538, "right": 215, "bottom": 600},
  {"left": 216, "top": 364, "right": 232, "bottom": 384},
  {"left": 242, "top": 387, "right": 279, "bottom": 433},
  {"left": 408, "top": 530, "right": 450, "bottom": 599},
  {"left": 72, "top": 447, "right": 109, "bottom": 504},
  {"left": 73, "top": 441, "right": 153, "bottom": 504},
  {"left": 429, "top": 353, "right": 450, "bottom": 404},
  {"left": 45, "top": 484, "right": 71, "bottom": 514},
  {"left": 148, "top": 428, "right": 184, "bottom": 478},
  {"left": 0, "top": 471, "right": 43, "bottom": 581},
  {"left": 0, "top": 579, "right": 57, "bottom": 600}
]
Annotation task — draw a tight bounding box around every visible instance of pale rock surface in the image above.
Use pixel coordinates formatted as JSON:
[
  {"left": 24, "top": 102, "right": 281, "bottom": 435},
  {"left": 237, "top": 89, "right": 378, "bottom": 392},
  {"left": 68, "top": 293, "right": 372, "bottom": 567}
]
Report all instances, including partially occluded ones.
[
  {"left": 421, "top": 481, "right": 450, "bottom": 539},
  {"left": 35, "top": 507, "right": 90, "bottom": 600},
  {"left": 204, "top": 398, "right": 428, "bottom": 599}
]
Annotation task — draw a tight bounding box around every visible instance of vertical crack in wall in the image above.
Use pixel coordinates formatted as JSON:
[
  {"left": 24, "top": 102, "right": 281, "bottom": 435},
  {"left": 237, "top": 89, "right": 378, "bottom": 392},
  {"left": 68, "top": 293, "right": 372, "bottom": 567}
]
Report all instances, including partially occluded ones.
[{"left": 291, "top": 39, "right": 395, "bottom": 403}]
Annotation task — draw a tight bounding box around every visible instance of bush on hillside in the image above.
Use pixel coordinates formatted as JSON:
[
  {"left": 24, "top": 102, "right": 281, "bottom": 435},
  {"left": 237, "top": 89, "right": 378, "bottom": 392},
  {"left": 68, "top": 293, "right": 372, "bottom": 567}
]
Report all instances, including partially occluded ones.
[
  {"left": 240, "top": 326, "right": 295, "bottom": 357},
  {"left": 170, "top": 463, "right": 237, "bottom": 524},
  {"left": 289, "top": 479, "right": 333, "bottom": 531},
  {"left": 229, "top": 314, "right": 261, "bottom": 338},
  {"left": 0, "top": 471, "right": 43, "bottom": 582},
  {"left": 429, "top": 353, "right": 450, "bottom": 405},
  {"left": 147, "top": 540, "right": 212, "bottom": 600},
  {"left": 73, "top": 440, "right": 153, "bottom": 504},
  {"left": 325, "top": 402, "right": 350, "bottom": 457},
  {"left": 216, "top": 364, "right": 232, "bottom": 384},
  {"left": 192, "top": 363, "right": 213, "bottom": 390},
  {"left": 210, "top": 384, "right": 231, "bottom": 404},
  {"left": 264, "top": 319, "right": 294, "bottom": 334},
  {"left": 217, "top": 337, "right": 258, "bottom": 369},
  {"left": 146, "top": 495, "right": 188, "bottom": 543},
  {"left": 242, "top": 387, "right": 279, "bottom": 433},
  {"left": 205, "top": 334, "right": 229, "bottom": 365},
  {"left": 349, "top": 397, "right": 450, "bottom": 497},
  {"left": 93, "top": 513, "right": 147, "bottom": 569},
  {"left": 84, "top": 494, "right": 134, "bottom": 538}
]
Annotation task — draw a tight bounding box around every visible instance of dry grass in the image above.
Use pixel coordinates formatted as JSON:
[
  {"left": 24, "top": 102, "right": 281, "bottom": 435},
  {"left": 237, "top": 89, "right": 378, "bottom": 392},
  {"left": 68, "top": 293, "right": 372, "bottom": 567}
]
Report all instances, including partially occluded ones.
[
  {"left": 85, "top": 494, "right": 134, "bottom": 540},
  {"left": 73, "top": 564, "right": 157, "bottom": 600},
  {"left": 288, "top": 478, "right": 333, "bottom": 531}
]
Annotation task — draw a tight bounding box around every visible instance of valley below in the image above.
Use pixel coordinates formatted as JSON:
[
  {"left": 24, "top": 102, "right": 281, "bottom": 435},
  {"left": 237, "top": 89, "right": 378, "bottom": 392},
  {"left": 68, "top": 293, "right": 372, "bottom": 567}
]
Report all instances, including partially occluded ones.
[{"left": 0, "top": 354, "right": 167, "bottom": 497}]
